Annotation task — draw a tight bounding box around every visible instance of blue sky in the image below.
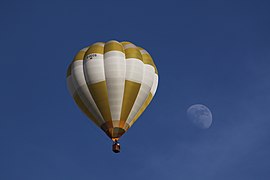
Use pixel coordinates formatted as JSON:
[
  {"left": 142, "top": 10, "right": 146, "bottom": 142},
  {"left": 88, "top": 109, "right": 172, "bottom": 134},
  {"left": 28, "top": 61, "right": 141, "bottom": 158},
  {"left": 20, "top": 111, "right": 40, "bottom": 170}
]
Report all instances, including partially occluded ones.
[{"left": 1, "top": 0, "right": 270, "bottom": 179}]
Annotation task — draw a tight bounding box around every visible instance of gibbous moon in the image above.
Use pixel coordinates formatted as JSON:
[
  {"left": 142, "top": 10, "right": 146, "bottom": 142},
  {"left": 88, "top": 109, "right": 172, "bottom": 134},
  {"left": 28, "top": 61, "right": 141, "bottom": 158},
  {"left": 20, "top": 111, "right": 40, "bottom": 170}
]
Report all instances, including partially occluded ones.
[{"left": 187, "top": 104, "right": 212, "bottom": 129}]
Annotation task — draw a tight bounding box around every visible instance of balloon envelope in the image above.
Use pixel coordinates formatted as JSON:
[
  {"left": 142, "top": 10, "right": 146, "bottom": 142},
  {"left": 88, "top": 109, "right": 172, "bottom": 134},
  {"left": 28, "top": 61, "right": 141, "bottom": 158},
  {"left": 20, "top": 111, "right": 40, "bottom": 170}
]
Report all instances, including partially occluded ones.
[{"left": 66, "top": 40, "right": 158, "bottom": 141}]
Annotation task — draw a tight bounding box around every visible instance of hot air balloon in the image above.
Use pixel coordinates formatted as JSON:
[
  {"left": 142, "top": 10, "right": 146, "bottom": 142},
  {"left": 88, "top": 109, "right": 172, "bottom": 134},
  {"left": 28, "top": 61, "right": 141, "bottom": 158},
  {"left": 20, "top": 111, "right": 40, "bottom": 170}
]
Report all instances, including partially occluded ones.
[{"left": 66, "top": 40, "right": 158, "bottom": 153}]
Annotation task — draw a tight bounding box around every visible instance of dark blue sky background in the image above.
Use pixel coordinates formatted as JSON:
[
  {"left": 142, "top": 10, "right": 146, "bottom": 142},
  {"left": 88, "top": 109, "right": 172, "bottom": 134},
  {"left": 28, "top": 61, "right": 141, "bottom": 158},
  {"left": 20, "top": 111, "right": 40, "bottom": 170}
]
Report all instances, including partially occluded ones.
[{"left": 1, "top": 0, "right": 270, "bottom": 179}]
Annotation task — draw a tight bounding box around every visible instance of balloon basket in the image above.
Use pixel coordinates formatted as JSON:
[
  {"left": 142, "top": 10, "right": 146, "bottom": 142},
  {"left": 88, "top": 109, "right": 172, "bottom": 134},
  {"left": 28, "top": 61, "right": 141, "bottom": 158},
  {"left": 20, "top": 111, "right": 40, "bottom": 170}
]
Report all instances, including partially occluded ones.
[{"left": 112, "top": 141, "right": 121, "bottom": 153}]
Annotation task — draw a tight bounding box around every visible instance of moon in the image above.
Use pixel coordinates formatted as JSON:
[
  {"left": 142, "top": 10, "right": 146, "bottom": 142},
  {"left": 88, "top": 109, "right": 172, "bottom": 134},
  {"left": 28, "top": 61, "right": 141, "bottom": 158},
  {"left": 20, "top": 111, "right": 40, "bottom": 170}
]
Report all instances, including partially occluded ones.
[{"left": 187, "top": 104, "right": 213, "bottom": 129}]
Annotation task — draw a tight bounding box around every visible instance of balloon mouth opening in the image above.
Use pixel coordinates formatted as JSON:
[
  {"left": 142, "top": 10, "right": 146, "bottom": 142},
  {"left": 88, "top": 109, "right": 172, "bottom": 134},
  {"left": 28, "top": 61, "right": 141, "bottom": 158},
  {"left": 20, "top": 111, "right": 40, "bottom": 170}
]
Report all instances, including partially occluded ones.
[{"left": 103, "top": 127, "right": 126, "bottom": 139}]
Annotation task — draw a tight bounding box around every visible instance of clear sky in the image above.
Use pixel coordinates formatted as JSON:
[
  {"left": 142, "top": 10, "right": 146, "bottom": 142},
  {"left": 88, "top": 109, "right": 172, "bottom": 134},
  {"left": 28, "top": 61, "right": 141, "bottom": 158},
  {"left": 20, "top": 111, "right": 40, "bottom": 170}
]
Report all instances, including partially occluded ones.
[{"left": 1, "top": 0, "right": 270, "bottom": 179}]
